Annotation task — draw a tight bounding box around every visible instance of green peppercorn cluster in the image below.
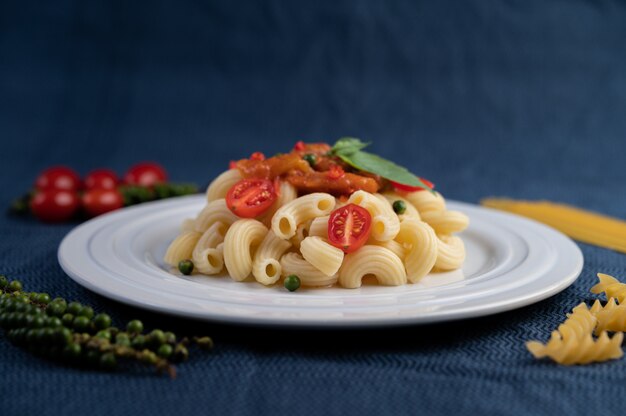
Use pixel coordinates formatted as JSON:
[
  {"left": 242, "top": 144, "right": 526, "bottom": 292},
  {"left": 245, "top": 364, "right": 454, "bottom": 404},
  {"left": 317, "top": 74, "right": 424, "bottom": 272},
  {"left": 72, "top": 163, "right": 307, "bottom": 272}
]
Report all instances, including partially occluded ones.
[{"left": 0, "top": 274, "right": 213, "bottom": 378}]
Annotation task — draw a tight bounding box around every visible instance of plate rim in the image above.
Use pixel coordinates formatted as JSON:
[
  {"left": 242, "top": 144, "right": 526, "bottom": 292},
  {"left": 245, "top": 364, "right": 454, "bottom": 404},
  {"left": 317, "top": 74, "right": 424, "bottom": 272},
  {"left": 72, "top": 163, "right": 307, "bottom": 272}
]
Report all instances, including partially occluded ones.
[{"left": 58, "top": 196, "right": 583, "bottom": 328}]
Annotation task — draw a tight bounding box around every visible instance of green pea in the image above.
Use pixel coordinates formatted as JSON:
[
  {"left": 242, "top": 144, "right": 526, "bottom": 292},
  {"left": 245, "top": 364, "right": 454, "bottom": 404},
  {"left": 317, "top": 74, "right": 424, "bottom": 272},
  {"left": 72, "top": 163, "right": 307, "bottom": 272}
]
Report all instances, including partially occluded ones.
[
  {"left": 172, "top": 344, "right": 189, "bottom": 363},
  {"left": 303, "top": 153, "right": 317, "bottom": 167},
  {"left": 164, "top": 331, "right": 176, "bottom": 344},
  {"left": 392, "top": 200, "right": 407, "bottom": 215},
  {"left": 95, "top": 330, "right": 111, "bottom": 341},
  {"left": 93, "top": 313, "right": 112, "bottom": 330},
  {"left": 63, "top": 343, "right": 81, "bottom": 360},
  {"left": 284, "top": 275, "right": 301, "bottom": 292},
  {"left": 46, "top": 302, "right": 66, "bottom": 317},
  {"left": 46, "top": 316, "right": 62, "bottom": 328},
  {"left": 57, "top": 327, "right": 72, "bottom": 345},
  {"left": 0, "top": 275, "right": 8, "bottom": 288},
  {"left": 30, "top": 316, "right": 45, "bottom": 328},
  {"left": 178, "top": 260, "right": 194, "bottom": 276},
  {"left": 126, "top": 319, "right": 143, "bottom": 334},
  {"left": 195, "top": 336, "right": 214, "bottom": 350},
  {"left": 131, "top": 334, "right": 146, "bottom": 349}
]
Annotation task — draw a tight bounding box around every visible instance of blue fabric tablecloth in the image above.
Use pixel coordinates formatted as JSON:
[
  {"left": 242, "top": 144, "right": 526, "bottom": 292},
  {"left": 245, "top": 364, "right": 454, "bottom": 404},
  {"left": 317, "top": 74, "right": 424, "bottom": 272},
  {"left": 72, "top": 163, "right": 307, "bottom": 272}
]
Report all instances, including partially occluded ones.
[{"left": 2, "top": 1, "right": 626, "bottom": 414}]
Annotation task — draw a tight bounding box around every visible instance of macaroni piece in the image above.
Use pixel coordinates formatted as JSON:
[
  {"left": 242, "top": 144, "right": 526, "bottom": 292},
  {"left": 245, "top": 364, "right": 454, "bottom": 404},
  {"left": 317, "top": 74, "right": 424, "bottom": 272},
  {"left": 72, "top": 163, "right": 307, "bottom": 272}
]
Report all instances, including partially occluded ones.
[
  {"left": 280, "top": 253, "right": 338, "bottom": 287},
  {"left": 223, "top": 219, "right": 268, "bottom": 281},
  {"left": 252, "top": 231, "right": 292, "bottom": 285},
  {"left": 192, "top": 222, "right": 227, "bottom": 275},
  {"left": 338, "top": 245, "right": 407, "bottom": 288},
  {"left": 164, "top": 231, "right": 202, "bottom": 267},
  {"left": 300, "top": 236, "right": 344, "bottom": 276},
  {"left": 205, "top": 169, "right": 243, "bottom": 202},
  {"left": 308, "top": 215, "right": 329, "bottom": 239},
  {"left": 395, "top": 218, "right": 438, "bottom": 283},
  {"left": 434, "top": 234, "right": 466, "bottom": 271},
  {"left": 194, "top": 198, "right": 239, "bottom": 233},
  {"left": 348, "top": 190, "right": 400, "bottom": 242},
  {"left": 271, "top": 193, "right": 335, "bottom": 239}
]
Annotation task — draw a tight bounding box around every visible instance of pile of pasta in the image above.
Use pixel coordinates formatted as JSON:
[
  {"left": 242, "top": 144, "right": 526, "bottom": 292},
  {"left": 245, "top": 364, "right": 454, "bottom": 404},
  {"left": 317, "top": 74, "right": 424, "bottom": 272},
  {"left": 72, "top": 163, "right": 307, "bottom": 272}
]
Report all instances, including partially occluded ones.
[
  {"left": 526, "top": 273, "right": 626, "bottom": 365},
  {"left": 164, "top": 169, "right": 469, "bottom": 288}
]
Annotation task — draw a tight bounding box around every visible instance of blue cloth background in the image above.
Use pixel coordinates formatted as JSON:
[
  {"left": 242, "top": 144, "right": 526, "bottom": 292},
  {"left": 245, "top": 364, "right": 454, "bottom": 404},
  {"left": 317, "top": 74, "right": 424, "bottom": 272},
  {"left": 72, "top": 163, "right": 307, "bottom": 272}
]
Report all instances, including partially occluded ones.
[{"left": 1, "top": 0, "right": 626, "bottom": 414}]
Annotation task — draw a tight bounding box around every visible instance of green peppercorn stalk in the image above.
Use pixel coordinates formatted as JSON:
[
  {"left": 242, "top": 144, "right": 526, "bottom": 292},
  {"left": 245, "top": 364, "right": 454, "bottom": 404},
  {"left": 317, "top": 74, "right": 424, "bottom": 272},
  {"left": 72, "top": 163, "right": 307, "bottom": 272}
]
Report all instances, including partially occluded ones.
[{"left": 0, "top": 274, "right": 214, "bottom": 378}]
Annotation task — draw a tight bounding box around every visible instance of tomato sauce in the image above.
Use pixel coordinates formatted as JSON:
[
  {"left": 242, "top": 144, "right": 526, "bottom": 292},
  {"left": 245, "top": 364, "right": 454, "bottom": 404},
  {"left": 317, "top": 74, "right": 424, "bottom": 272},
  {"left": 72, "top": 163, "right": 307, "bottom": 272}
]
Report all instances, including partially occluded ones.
[{"left": 235, "top": 142, "right": 384, "bottom": 196}]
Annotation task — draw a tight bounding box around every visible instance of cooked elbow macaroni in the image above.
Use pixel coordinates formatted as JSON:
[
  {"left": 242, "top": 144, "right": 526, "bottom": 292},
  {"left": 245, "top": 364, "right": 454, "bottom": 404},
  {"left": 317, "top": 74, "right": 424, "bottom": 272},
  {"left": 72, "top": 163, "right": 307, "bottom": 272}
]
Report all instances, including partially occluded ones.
[{"left": 165, "top": 179, "right": 468, "bottom": 288}]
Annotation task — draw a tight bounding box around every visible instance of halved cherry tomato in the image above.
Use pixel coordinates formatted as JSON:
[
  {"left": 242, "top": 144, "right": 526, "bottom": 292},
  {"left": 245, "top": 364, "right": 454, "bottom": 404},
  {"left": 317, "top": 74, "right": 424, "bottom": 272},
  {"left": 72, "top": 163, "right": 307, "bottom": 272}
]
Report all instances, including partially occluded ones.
[
  {"left": 124, "top": 162, "right": 168, "bottom": 187},
  {"left": 226, "top": 179, "right": 277, "bottom": 218},
  {"left": 84, "top": 169, "right": 119, "bottom": 190},
  {"left": 30, "top": 190, "right": 80, "bottom": 222},
  {"left": 82, "top": 189, "right": 124, "bottom": 217},
  {"left": 327, "top": 203, "right": 372, "bottom": 253},
  {"left": 35, "top": 166, "right": 81, "bottom": 192},
  {"left": 390, "top": 178, "right": 434, "bottom": 192}
]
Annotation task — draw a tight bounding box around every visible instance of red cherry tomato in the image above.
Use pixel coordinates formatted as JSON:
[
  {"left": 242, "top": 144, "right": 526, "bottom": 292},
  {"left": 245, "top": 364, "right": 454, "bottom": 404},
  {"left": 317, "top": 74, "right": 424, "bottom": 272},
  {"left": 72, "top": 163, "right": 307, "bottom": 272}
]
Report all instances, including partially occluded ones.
[
  {"left": 84, "top": 169, "right": 119, "bottom": 190},
  {"left": 249, "top": 152, "right": 265, "bottom": 161},
  {"left": 124, "top": 162, "right": 168, "bottom": 187},
  {"left": 229, "top": 160, "right": 238, "bottom": 170},
  {"left": 82, "top": 189, "right": 124, "bottom": 217},
  {"left": 293, "top": 141, "right": 306, "bottom": 151},
  {"left": 35, "top": 166, "right": 81, "bottom": 192},
  {"left": 30, "top": 190, "right": 80, "bottom": 223},
  {"left": 226, "top": 179, "right": 277, "bottom": 218},
  {"left": 327, "top": 203, "right": 372, "bottom": 253},
  {"left": 390, "top": 178, "right": 434, "bottom": 192}
]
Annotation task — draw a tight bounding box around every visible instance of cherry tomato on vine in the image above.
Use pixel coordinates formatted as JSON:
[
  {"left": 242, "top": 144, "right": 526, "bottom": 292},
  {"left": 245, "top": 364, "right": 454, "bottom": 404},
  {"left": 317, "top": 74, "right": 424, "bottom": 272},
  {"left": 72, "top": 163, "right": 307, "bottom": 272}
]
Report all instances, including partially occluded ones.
[
  {"left": 35, "top": 166, "right": 81, "bottom": 192},
  {"left": 124, "top": 162, "right": 168, "bottom": 187},
  {"left": 226, "top": 179, "right": 277, "bottom": 218},
  {"left": 327, "top": 203, "right": 372, "bottom": 253},
  {"left": 30, "top": 190, "right": 80, "bottom": 222},
  {"left": 84, "top": 169, "right": 119, "bottom": 190},
  {"left": 82, "top": 189, "right": 124, "bottom": 217},
  {"left": 390, "top": 178, "right": 434, "bottom": 193}
]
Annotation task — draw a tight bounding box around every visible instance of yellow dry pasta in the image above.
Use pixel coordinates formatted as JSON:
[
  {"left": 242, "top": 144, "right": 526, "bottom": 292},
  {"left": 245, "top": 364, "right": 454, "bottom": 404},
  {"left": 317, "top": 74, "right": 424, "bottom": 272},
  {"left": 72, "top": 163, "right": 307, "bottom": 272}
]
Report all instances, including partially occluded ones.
[
  {"left": 348, "top": 190, "right": 400, "bottom": 242},
  {"left": 280, "top": 252, "right": 338, "bottom": 287},
  {"left": 395, "top": 218, "right": 438, "bottom": 282},
  {"left": 251, "top": 231, "right": 292, "bottom": 285},
  {"left": 591, "top": 273, "right": 626, "bottom": 304},
  {"left": 205, "top": 169, "right": 242, "bottom": 202},
  {"left": 194, "top": 198, "right": 239, "bottom": 233},
  {"left": 590, "top": 298, "right": 626, "bottom": 335},
  {"left": 526, "top": 303, "right": 623, "bottom": 365},
  {"left": 164, "top": 231, "right": 202, "bottom": 267},
  {"left": 300, "top": 236, "right": 344, "bottom": 276},
  {"left": 271, "top": 193, "right": 335, "bottom": 239},
  {"left": 223, "top": 219, "right": 268, "bottom": 281},
  {"left": 338, "top": 245, "right": 407, "bottom": 288},
  {"left": 192, "top": 222, "right": 227, "bottom": 275}
]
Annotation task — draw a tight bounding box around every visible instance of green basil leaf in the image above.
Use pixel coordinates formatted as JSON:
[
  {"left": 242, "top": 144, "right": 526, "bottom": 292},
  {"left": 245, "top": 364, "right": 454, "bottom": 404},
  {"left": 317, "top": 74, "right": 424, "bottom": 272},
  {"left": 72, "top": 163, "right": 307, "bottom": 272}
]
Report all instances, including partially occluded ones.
[
  {"left": 331, "top": 137, "right": 370, "bottom": 155},
  {"left": 337, "top": 151, "right": 431, "bottom": 190}
]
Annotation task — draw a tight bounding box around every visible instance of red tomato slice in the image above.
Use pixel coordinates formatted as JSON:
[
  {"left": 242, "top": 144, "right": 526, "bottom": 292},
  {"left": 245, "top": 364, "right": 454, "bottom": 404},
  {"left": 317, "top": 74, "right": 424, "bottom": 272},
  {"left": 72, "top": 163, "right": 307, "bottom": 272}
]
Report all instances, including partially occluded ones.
[
  {"left": 226, "top": 179, "right": 277, "bottom": 218},
  {"left": 390, "top": 178, "right": 434, "bottom": 192},
  {"left": 328, "top": 203, "right": 372, "bottom": 253}
]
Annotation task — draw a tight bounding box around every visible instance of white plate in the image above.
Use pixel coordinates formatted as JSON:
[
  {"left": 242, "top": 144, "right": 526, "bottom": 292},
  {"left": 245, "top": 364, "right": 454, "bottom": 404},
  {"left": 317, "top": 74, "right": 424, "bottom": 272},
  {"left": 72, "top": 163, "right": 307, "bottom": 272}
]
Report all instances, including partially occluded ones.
[{"left": 58, "top": 195, "right": 583, "bottom": 328}]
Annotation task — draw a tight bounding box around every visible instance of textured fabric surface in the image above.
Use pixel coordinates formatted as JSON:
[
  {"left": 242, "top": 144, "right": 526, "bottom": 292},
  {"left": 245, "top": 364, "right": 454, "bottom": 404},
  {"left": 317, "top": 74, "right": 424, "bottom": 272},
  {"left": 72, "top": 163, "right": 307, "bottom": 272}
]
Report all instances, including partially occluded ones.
[{"left": 2, "top": 1, "right": 626, "bottom": 415}]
